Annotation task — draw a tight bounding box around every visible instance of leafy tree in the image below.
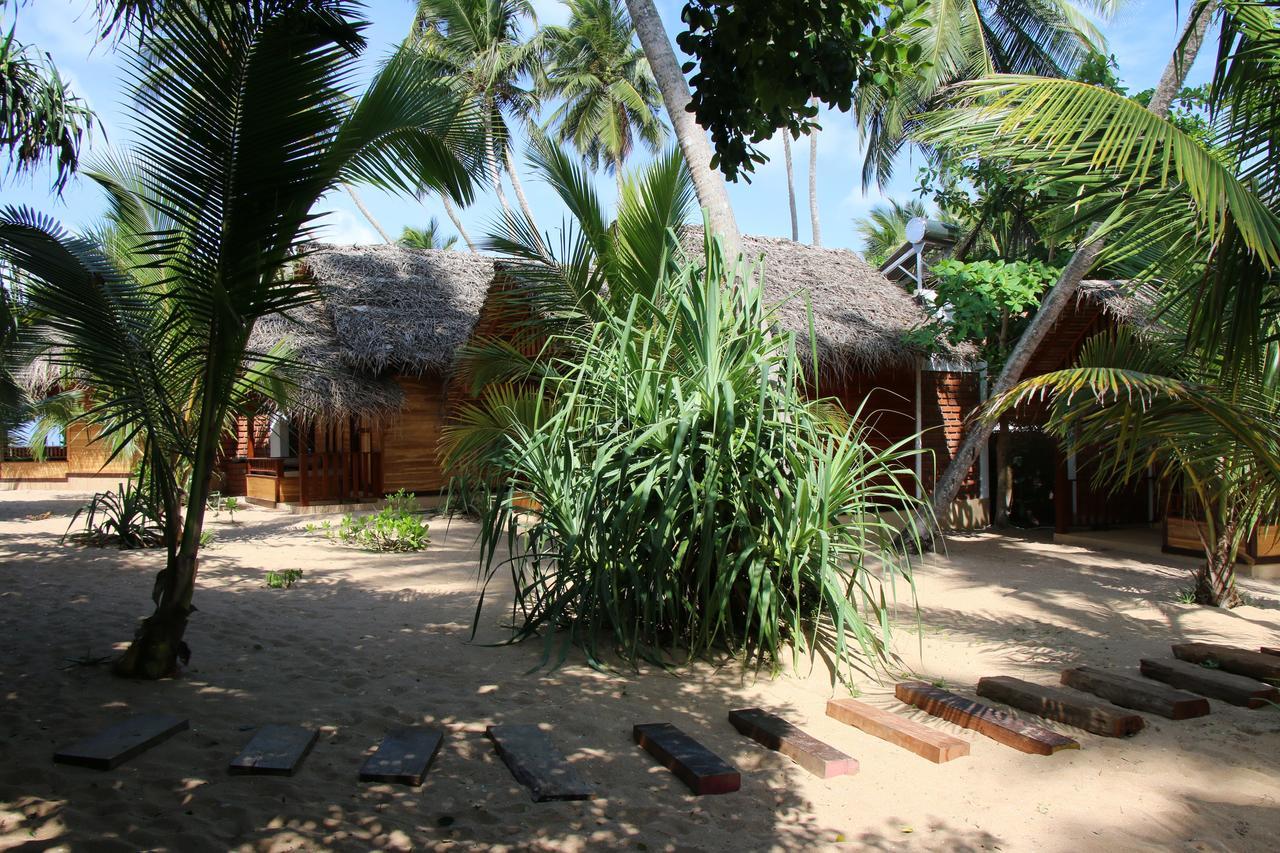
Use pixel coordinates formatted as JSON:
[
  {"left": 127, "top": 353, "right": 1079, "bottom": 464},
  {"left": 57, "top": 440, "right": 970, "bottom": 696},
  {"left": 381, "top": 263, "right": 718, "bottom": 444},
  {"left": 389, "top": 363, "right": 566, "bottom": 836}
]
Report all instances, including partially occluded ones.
[
  {"left": 411, "top": 0, "right": 544, "bottom": 231},
  {"left": 853, "top": 197, "right": 927, "bottom": 265},
  {"left": 0, "top": 3, "right": 96, "bottom": 191},
  {"left": 0, "top": 0, "right": 479, "bottom": 678},
  {"left": 675, "top": 0, "right": 924, "bottom": 181},
  {"left": 399, "top": 217, "right": 459, "bottom": 249},
  {"left": 542, "top": 0, "right": 666, "bottom": 194}
]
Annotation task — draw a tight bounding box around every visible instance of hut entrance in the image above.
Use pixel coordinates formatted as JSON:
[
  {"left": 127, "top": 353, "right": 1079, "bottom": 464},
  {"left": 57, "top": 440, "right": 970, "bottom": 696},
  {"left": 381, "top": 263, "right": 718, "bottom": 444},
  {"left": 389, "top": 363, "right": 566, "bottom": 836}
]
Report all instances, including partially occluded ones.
[{"left": 297, "top": 417, "right": 383, "bottom": 505}]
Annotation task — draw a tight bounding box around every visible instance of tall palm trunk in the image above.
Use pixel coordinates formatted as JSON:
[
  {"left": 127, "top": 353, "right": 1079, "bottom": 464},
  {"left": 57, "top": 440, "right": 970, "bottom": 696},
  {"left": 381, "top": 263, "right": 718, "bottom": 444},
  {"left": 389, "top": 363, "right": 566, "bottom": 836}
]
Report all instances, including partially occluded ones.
[
  {"left": 808, "top": 98, "right": 821, "bottom": 246},
  {"left": 440, "top": 193, "right": 477, "bottom": 252},
  {"left": 782, "top": 132, "right": 798, "bottom": 241},
  {"left": 1198, "top": 515, "right": 1245, "bottom": 607},
  {"left": 920, "top": 3, "right": 1215, "bottom": 540},
  {"left": 624, "top": 0, "right": 739, "bottom": 259},
  {"left": 504, "top": 145, "right": 541, "bottom": 234},
  {"left": 345, "top": 184, "right": 393, "bottom": 244},
  {"left": 484, "top": 111, "right": 514, "bottom": 219}
]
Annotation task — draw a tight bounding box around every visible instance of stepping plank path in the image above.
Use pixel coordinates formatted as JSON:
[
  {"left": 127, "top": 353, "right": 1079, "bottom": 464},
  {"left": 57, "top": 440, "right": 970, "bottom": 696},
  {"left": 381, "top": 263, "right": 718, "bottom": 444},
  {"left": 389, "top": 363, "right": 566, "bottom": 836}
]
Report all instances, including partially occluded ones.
[
  {"left": 1262, "top": 648, "right": 1280, "bottom": 657},
  {"left": 229, "top": 725, "right": 318, "bottom": 776},
  {"left": 54, "top": 713, "right": 188, "bottom": 770},
  {"left": 486, "top": 725, "right": 591, "bottom": 802},
  {"left": 728, "top": 708, "right": 858, "bottom": 779},
  {"left": 1172, "top": 643, "right": 1280, "bottom": 683},
  {"left": 977, "top": 676, "right": 1144, "bottom": 737},
  {"left": 360, "top": 727, "right": 443, "bottom": 786},
  {"left": 1140, "top": 658, "right": 1280, "bottom": 708},
  {"left": 895, "top": 681, "right": 1079, "bottom": 755},
  {"left": 826, "top": 698, "right": 969, "bottom": 764},
  {"left": 1061, "top": 666, "right": 1210, "bottom": 720},
  {"left": 633, "top": 723, "right": 740, "bottom": 795}
]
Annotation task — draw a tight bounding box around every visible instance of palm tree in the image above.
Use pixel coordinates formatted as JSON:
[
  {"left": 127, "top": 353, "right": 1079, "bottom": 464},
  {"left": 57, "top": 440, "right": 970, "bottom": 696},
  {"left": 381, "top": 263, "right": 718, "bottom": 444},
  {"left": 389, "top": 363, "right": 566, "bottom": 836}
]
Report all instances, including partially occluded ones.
[
  {"left": 854, "top": 198, "right": 929, "bottom": 265},
  {"left": 782, "top": 132, "right": 798, "bottom": 241},
  {"left": 914, "top": 0, "right": 1220, "bottom": 538},
  {"left": 0, "top": 0, "right": 479, "bottom": 678},
  {"left": 542, "top": 0, "right": 666, "bottom": 196},
  {"left": 412, "top": 0, "right": 544, "bottom": 231},
  {"left": 400, "top": 218, "right": 460, "bottom": 250},
  {"left": 808, "top": 98, "right": 821, "bottom": 246},
  {"left": 854, "top": 0, "right": 1114, "bottom": 189},
  {"left": 987, "top": 322, "right": 1280, "bottom": 607},
  {"left": 623, "top": 0, "right": 738, "bottom": 257}
]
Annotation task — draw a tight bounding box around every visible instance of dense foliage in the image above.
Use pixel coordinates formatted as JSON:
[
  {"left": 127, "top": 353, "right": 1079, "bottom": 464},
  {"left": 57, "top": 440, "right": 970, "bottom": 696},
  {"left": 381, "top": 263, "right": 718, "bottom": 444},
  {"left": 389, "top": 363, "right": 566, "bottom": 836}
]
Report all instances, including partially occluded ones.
[
  {"left": 335, "top": 490, "right": 431, "bottom": 552},
  {"left": 66, "top": 480, "right": 164, "bottom": 549}
]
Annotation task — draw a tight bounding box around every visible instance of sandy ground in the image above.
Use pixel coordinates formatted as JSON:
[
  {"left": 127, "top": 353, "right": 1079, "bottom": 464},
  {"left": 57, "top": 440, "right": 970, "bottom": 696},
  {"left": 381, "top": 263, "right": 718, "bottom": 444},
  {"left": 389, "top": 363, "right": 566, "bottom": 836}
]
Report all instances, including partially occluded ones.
[{"left": 0, "top": 491, "right": 1278, "bottom": 853}]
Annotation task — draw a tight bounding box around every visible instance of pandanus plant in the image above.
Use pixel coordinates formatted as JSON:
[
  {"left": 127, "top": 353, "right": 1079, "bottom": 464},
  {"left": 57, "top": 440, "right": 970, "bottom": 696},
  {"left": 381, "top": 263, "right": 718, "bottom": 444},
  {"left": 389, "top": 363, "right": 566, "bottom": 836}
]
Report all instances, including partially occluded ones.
[{"left": 0, "top": 0, "right": 481, "bottom": 678}]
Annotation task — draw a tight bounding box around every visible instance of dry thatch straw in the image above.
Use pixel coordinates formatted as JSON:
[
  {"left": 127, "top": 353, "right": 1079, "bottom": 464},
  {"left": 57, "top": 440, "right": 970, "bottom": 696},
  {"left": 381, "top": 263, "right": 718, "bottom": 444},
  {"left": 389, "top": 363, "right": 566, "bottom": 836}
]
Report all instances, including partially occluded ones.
[
  {"left": 1077, "top": 279, "right": 1158, "bottom": 326},
  {"left": 680, "top": 227, "right": 972, "bottom": 376},
  {"left": 250, "top": 244, "right": 495, "bottom": 420}
]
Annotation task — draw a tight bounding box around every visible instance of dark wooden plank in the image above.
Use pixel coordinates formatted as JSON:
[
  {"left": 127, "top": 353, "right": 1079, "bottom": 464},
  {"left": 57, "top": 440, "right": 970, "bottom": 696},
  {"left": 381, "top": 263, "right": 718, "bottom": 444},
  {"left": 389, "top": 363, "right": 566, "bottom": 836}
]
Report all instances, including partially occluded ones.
[
  {"left": 895, "top": 681, "right": 1079, "bottom": 755},
  {"left": 977, "top": 676, "right": 1145, "bottom": 737},
  {"left": 826, "top": 698, "right": 970, "bottom": 764},
  {"left": 1061, "top": 666, "right": 1210, "bottom": 720},
  {"left": 1140, "top": 658, "right": 1280, "bottom": 709},
  {"left": 1262, "top": 647, "right": 1280, "bottom": 658},
  {"left": 486, "top": 725, "right": 591, "bottom": 803},
  {"left": 54, "top": 713, "right": 188, "bottom": 770},
  {"left": 1172, "top": 643, "right": 1280, "bottom": 683},
  {"left": 728, "top": 708, "right": 857, "bottom": 778},
  {"left": 633, "top": 722, "right": 740, "bottom": 795},
  {"left": 229, "top": 725, "right": 318, "bottom": 776},
  {"left": 359, "top": 727, "right": 443, "bottom": 786}
]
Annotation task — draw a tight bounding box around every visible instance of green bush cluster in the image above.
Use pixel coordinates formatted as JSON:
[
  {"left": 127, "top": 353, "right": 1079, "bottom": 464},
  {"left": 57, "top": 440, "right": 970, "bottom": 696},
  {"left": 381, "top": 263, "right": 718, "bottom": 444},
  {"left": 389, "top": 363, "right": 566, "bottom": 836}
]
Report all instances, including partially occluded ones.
[{"left": 333, "top": 490, "right": 431, "bottom": 552}]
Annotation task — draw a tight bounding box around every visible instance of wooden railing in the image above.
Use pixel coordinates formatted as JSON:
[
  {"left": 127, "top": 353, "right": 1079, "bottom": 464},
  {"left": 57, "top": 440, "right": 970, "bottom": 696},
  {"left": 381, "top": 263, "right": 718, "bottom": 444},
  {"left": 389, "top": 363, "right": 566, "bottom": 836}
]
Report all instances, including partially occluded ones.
[
  {"left": 298, "top": 451, "right": 382, "bottom": 505},
  {"left": 3, "top": 445, "right": 68, "bottom": 462},
  {"left": 247, "top": 458, "right": 285, "bottom": 478}
]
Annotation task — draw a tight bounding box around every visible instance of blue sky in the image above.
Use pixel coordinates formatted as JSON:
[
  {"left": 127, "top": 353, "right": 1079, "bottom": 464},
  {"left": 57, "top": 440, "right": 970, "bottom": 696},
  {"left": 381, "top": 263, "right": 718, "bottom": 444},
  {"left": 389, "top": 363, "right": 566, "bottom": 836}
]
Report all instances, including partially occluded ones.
[{"left": 3, "top": 0, "right": 1217, "bottom": 255}]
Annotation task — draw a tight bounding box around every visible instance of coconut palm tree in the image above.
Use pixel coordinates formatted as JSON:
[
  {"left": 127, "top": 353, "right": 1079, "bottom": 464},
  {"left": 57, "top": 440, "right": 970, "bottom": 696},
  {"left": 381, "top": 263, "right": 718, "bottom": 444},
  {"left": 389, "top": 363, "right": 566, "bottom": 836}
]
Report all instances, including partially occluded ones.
[
  {"left": 0, "top": 0, "right": 479, "bottom": 678},
  {"left": 808, "top": 98, "right": 821, "bottom": 246},
  {"left": 400, "top": 217, "right": 459, "bottom": 250},
  {"left": 854, "top": 0, "right": 1115, "bottom": 189},
  {"left": 542, "top": 0, "right": 666, "bottom": 196},
  {"left": 782, "top": 132, "right": 798, "bottom": 241},
  {"left": 986, "top": 321, "right": 1280, "bottom": 607},
  {"left": 854, "top": 198, "right": 929, "bottom": 265},
  {"left": 623, "top": 0, "right": 738, "bottom": 256},
  {"left": 411, "top": 0, "right": 543, "bottom": 231},
  {"left": 913, "top": 0, "right": 1221, "bottom": 538}
]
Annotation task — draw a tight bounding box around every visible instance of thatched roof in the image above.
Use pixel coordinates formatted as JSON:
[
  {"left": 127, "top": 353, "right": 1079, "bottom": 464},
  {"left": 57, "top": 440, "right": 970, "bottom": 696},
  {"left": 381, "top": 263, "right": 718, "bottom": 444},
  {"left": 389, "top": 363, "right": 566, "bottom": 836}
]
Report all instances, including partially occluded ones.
[
  {"left": 682, "top": 227, "right": 968, "bottom": 373},
  {"left": 252, "top": 244, "right": 495, "bottom": 419}
]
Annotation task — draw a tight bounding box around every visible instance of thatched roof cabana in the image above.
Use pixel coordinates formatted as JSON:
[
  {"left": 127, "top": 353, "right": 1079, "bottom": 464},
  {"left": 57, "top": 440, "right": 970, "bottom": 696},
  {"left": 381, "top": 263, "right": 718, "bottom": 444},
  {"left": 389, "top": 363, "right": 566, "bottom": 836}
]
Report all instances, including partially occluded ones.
[
  {"left": 681, "top": 227, "right": 967, "bottom": 374},
  {"left": 252, "top": 244, "right": 495, "bottom": 420}
]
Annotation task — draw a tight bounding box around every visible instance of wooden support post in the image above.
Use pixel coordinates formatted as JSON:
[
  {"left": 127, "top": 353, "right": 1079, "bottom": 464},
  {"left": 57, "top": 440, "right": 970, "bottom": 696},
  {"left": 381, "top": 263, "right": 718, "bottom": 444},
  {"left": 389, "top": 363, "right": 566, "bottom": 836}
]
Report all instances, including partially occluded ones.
[{"left": 826, "top": 698, "right": 970, "bottom": 764}]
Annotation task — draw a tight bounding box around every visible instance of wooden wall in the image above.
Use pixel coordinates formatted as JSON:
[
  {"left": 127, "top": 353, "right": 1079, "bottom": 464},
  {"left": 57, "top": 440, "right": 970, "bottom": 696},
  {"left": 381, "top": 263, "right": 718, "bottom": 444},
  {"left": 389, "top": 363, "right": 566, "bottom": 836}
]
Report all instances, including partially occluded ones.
[
  {"left": 65, "top": 423, "right": 134, "bottom": 476},
  {"left": 381, "top": 374, "right": 451, "bottom": 494}
]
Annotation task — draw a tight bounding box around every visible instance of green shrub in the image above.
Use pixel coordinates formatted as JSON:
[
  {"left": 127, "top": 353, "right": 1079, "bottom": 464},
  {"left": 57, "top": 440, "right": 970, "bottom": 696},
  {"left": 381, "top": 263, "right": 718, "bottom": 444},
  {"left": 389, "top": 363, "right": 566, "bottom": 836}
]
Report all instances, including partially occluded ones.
[
  {"left": 453, "top": 245, "right": 928, "bottom": 681},
  {"left": 265, "top": 569, "right": 303, "bottom": 589},
  {"left": 335, "top": 490, "right": 430, "bottom": 552},
  {"left": 65, "top": 481, "right": 164, "bottom": 549}
]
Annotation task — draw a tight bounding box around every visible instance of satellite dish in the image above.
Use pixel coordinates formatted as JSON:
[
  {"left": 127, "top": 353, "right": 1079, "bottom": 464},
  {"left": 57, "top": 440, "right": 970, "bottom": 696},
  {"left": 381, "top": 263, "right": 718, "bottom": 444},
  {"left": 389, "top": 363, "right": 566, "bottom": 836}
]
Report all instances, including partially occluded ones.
[{"left": 905, "top": 217, "right": 928, "bottom": 244}]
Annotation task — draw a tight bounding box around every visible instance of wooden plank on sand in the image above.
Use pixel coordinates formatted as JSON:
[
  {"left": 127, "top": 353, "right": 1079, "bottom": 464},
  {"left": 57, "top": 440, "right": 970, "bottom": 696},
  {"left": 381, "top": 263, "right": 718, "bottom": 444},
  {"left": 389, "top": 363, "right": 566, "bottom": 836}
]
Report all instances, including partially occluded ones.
[
  {"left": 826, "top": 698, "right": 970, "bottom": 764},
  {"left": 895, "top": 681, "right": 1079, "bottom": 755},
  {"left": 1061, "top": 666, "right": 1210, "bottom": 720},
  {"left": 977, "top": 676, "right": 1144, "bottom": 737},
  {"left": 229, "top": 725, "right": 318, "bottom": 776},
  {"left": 53, "top": 713, "right": 188, "bottom": 770},
  {"left": 1140, "top": 658, "right": 1279, "bottom": 709},
  {"left": 359, "top": 727, "right": 443, "bottom": 786},
  {"left": 728, "top": 708, "right": 858, "bottom": 778},
  {"left": 1172, "top": 643, "right": 1280, "bottom": 683},
  {"left": 633, "top": 722, "right": 740, "bottom": 795},
  {"left": 486, "top": 725, "right": 591, "bottom": 802},
  {"left": 1262, "top": 647, "right": 1280, "bottom": 658}
]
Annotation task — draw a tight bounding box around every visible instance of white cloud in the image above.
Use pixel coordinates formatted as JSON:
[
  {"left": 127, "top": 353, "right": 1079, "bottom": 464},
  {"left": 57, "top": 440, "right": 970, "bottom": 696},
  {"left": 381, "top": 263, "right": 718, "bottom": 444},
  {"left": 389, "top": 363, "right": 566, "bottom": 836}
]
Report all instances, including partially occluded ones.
[{"left": 316, "top": 208, "right": 379, "bottom": 246}]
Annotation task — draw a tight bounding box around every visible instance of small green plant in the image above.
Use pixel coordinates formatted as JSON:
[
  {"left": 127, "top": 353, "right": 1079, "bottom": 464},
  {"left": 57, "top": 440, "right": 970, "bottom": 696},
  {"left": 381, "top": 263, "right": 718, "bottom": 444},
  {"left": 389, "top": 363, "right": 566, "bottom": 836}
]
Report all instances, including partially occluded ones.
[
  {"left": 222, "top": 497, "right": 240, "bottom": 522},
  {"left": 199, "top": 530, "right": 216, "bottom": 547},
  {"left": 335, "top": 490, "right": 430, "bottom": 552},
  {"left": 265, "top": 569, "right": 303, "bottom": 589},
  {"left": 303, "top": 522, "right": 317, "bottom": 532},
  {"left": 1175, "top": 587, "right": 1198, "bottom": 604},
  {"left": 66, "top": 481, "right": 164, "bottom": 549}
]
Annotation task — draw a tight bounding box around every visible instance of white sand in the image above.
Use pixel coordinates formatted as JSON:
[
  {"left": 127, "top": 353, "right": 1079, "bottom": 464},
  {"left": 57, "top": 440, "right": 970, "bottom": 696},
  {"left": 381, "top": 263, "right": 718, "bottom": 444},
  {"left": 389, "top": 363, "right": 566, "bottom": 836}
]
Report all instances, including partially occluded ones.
[{"left": 1, "top": 491, "right": 1278, "bottom": 852}]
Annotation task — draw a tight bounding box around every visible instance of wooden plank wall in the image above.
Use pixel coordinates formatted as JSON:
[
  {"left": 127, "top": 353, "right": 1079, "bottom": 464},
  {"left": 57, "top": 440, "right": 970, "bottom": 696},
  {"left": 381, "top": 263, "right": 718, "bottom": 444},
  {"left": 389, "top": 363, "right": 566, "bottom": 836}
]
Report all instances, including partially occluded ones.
[
  {"left": 66, "top": 423, "right": 134, "bottom": 476},
  {"left": 381, "top": 375, "right": 450, "bottom": 494}
]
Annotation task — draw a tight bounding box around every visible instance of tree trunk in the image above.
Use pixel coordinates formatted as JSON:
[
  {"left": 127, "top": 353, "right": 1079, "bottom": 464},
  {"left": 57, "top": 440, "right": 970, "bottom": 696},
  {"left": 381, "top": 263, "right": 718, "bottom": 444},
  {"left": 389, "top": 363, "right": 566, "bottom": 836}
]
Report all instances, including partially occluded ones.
[
  {"left": 782, "top": 132, "right": 798, "bottom": 241},
  {"left": 483, "top": 111, "right": 514, "bottom": 220},
  {"left": 994, "top": 423, "right": 1011, "bottom": 526},
  {"left": 344, "top": 184, "right": 393, "bottom": 244},
  {"left": 624, "top": 0, "right": 739, "bottom": 259},
  {"left": 1195, "top": 522, "right": 1244, "bottom": 608},
  {"left": 504, "top": 144, "right": 541, "bottom": 235},
  {"left": 808, "top": 98, "right": 821, "bottom": 247},
  {"left": 918, "top": 3, "right": 1214, "bottom": 542},
  {"left": 440, "top": 193, "right": 477, "bottom": 253},
  {"left": 615, "top": 152, "right": 626, "bottom": 200}
]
